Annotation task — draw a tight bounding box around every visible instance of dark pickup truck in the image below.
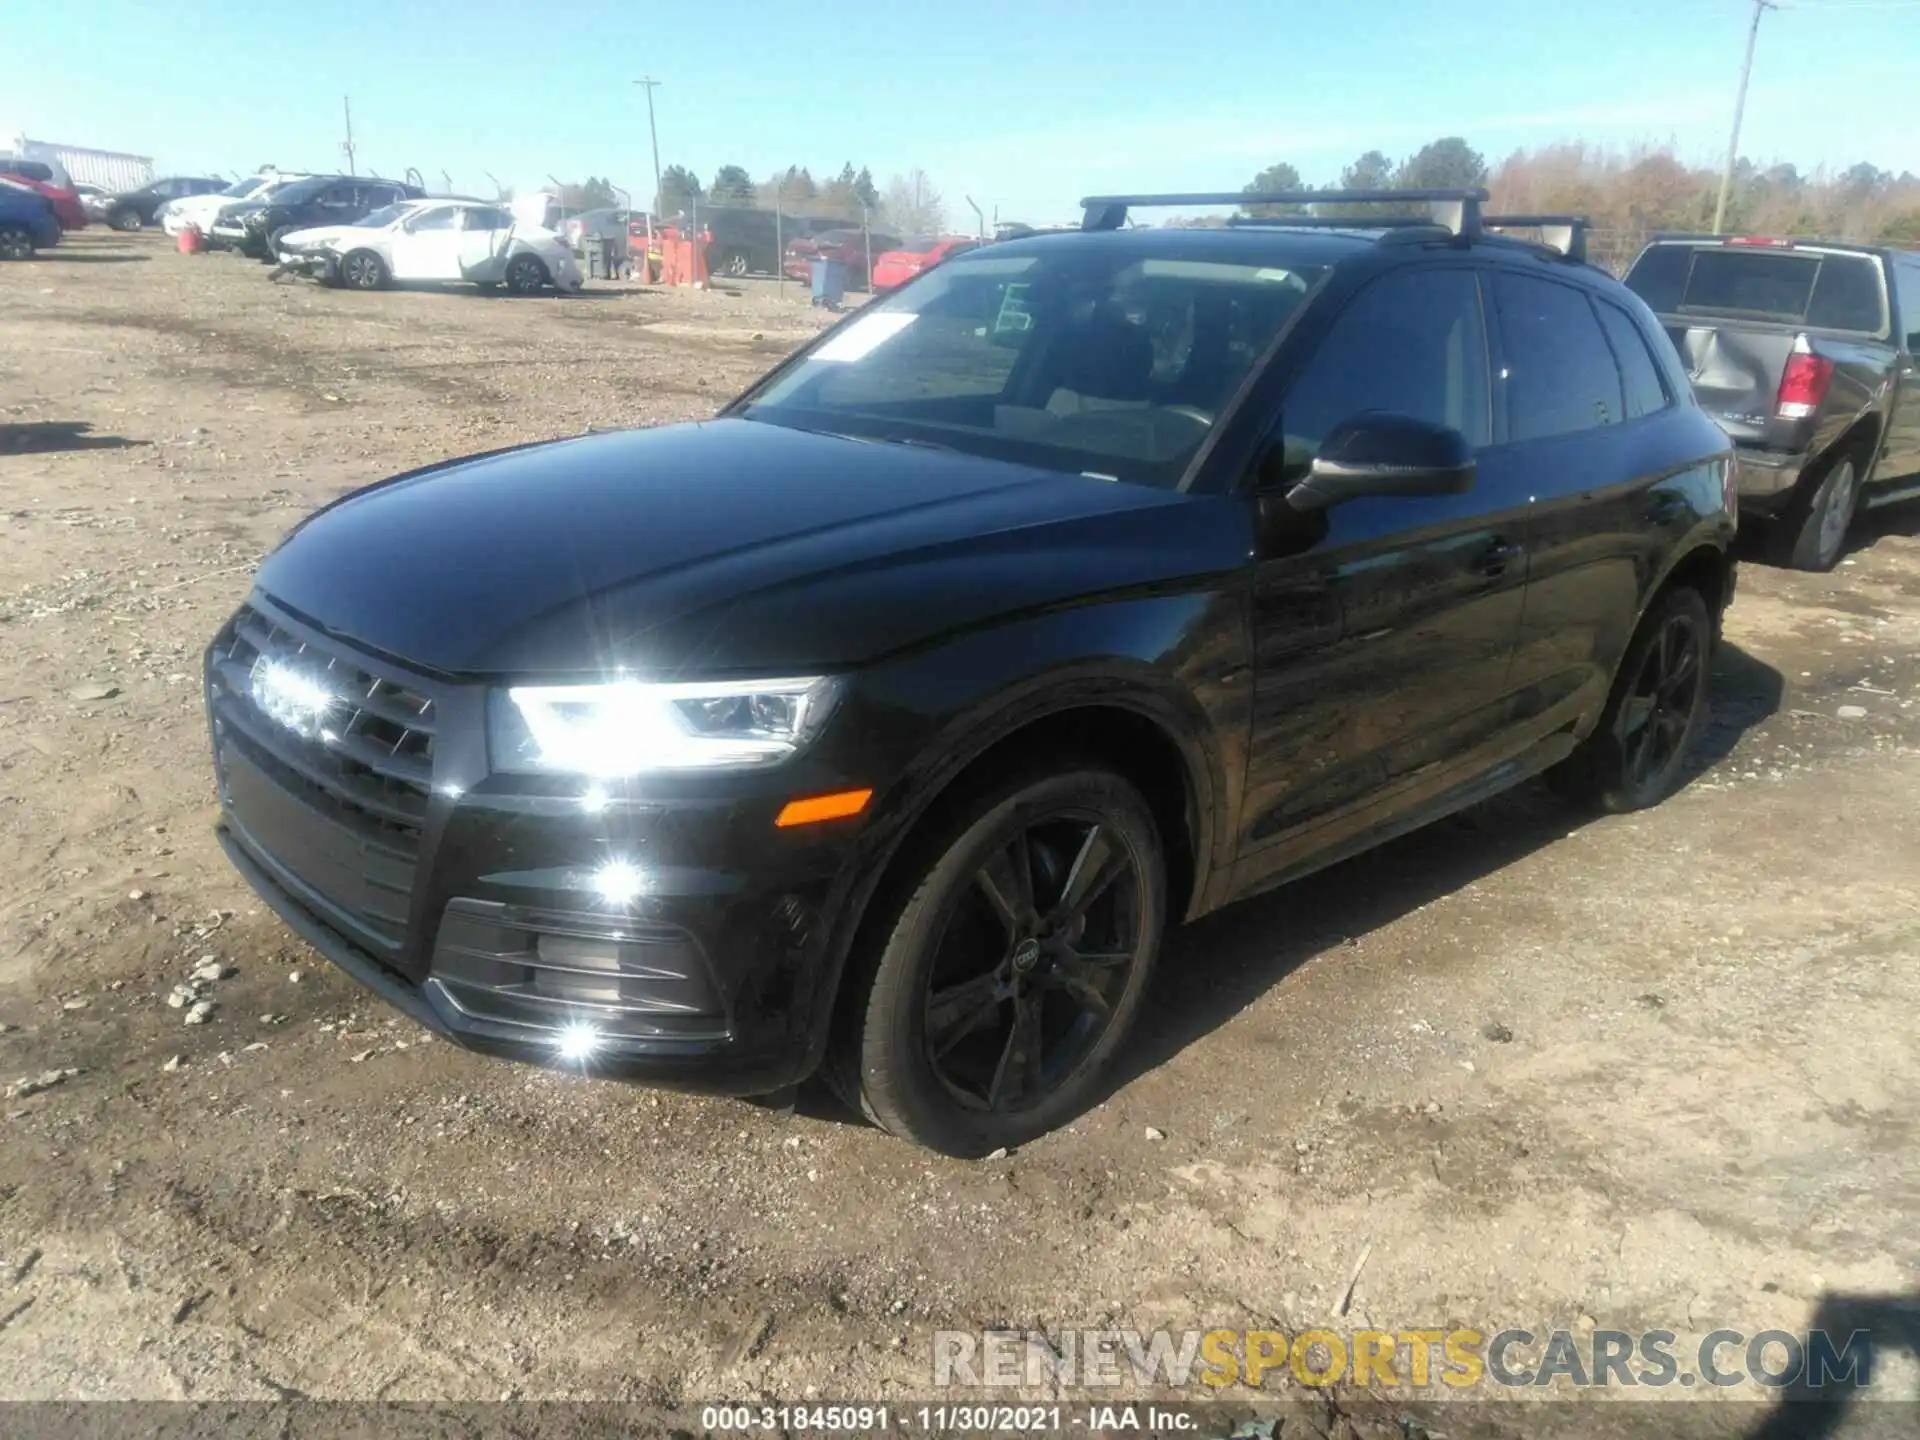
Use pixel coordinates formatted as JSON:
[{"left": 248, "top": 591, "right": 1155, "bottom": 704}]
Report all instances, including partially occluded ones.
[{"left": 1623, "top": 236, "right": 1920, "bottom": 570}]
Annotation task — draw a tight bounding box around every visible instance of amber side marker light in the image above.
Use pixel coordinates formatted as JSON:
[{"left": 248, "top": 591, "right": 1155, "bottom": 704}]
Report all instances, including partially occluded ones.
[{"left": 775, "top": 788, "right": 874, "bottom": 828}]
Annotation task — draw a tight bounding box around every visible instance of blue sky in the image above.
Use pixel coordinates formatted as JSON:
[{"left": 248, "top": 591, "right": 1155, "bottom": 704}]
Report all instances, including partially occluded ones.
[{"left": 8, "top": 0, "right": 1918, "bottom": 222}]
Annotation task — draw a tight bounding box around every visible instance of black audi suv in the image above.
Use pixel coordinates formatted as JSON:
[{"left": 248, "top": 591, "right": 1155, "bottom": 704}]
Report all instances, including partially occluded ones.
[{"left": 206, "top": 189, "right": 1736, "bottom": 1155}]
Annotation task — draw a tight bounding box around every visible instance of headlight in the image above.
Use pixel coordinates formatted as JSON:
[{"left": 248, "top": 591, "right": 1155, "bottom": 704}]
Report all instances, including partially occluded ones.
[{"left": 489, "top": 676, "right": 842, "bottom": 777}]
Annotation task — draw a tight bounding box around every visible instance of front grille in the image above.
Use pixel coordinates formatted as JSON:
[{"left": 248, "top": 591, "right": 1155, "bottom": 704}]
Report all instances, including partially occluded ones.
[{"left": 209, "top": 600, "right": 439, "bottom": 949}]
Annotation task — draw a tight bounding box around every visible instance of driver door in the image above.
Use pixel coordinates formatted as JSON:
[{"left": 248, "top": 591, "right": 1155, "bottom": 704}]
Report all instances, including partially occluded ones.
[
  {"left": 388, "top": 204, "right": 464, "bottom": 280},
  {"left": 1236, "top": 264, "right": 1533, "bottom": 882}
]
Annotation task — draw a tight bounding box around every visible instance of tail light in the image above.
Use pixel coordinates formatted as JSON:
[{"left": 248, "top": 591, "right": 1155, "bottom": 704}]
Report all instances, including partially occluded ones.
[
  {"left": 1776, "top": 338, "right": 1834, "bottom": 420},
  {"left": 1727, "top": 235, "right": 1793, "bottom": 248}
]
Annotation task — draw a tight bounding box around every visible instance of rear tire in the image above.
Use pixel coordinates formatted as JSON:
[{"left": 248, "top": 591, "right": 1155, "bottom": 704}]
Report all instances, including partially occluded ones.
[
  {"left": 1547, "top": 586, "right": 1712, "bottom": 814},
  {"left": 505, "top": 255, "right": 548, "bottom": 295},
  {"left": 827, "top": 765, "right": 1166, "bottom": 1156},
  {"left": 109, "top": 207, "right": 142, "bottom": 232},
  {"left": 1777, "top": 453, "right": 1862, "bottom": 572}
]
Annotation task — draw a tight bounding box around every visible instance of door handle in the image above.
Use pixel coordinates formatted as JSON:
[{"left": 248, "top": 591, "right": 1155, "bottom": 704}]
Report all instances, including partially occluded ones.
[{"left": 1478, "top": 539, "right": 1524, "bottom": 577}]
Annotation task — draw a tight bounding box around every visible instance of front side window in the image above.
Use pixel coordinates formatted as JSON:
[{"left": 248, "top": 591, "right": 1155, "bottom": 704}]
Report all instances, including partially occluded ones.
[
  {"left": 1277, "top": 267, "right": 1491, "bottom": 464},
  {"left": 1492, "top": 273, "right": 1624, "bottom": 442},
  {"left": 738, "top": 245, "right": 1327, "bottom": 488}
]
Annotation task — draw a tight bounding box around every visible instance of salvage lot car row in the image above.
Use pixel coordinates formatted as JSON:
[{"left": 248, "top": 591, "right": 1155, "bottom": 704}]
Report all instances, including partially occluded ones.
[{"left": 14, "top": 185, "right": 1909, "bottom": 1152}]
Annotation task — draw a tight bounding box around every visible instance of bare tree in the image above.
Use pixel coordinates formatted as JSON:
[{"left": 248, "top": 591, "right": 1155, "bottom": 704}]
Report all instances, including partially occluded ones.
[{"left": 882, "top": 169, "right": 947, "bottom": 236}]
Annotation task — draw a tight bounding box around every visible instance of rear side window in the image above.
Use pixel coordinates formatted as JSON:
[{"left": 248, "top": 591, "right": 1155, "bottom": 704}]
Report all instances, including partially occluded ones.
[
  {"left": 1806, "top": 257, "right": 1885, "bottom": 331},
  {"left": 1896, "top": 260, "right": 1920, "bottom": 349},
  {"left": 1492, "top": 273, "right": 1624, "bottom": 442},
  {"left": 1280, "top": 267, "right": 1491, "bottom": 455},
  {"left": 1594, "top": 299, "right": 1670, "bottom": 420},
  {"left": 1623, "top": 245, "right": 1690, "bottom": 313}
]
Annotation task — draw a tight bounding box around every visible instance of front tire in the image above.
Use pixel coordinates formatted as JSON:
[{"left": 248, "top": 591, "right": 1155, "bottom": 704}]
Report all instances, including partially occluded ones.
[
  {"left": 830, "top": 766, "right": 1166, "bottom": 1156},
  {"left": 505, "top": 254, "right": 549, "bottom": 295},
  {"left": 339, "top": 249, "right": 389, "bottom": 290},
  {"left": 0, "top": 226, "right": 32, "bottom": 261},
  {"left": 1778, "top": 453, "right": 1862, "bottom": 572},
  {"left": 1547, "top": 586, "right": 1712, "bottom": 814}
]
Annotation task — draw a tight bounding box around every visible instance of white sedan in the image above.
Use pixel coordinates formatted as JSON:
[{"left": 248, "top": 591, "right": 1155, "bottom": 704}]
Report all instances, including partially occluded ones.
[
  {"left": 277, "top": 199, "right": 583, "bottom": 295},
  {"left": 163, "top": 174, "right": 305, "bottom": 237}
]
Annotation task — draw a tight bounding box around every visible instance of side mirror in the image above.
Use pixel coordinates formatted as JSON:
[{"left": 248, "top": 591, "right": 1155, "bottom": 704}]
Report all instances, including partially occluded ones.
[{"left": 1283, "top": 414, "right": 1476, "bottom": 511}]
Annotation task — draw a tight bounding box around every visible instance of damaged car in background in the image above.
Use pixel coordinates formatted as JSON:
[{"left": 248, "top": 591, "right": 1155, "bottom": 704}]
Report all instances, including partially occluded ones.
[{"left": 275, "top": 198, "right": 583, "bottom": 295}]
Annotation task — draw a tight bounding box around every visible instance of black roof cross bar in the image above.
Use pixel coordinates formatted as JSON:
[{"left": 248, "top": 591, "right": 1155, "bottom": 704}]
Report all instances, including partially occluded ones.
[
  {"left": 1484, "top": 214, "right": 1589, "bottom": 262},
  {"left": 1226, "top": 214, "right": 1447, "bottom": 232},
  {"left": 1079, "top": 188, "right": 1489, "bottom": 236}
]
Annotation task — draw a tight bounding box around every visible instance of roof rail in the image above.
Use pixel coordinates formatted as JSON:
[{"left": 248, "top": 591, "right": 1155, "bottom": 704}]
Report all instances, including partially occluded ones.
[
  {"left": 1080, "top": 189, "right": 1490, "bottom": 237},
  {"left": 1484, "top": 213, "right": 1589, "bottom": 262}
]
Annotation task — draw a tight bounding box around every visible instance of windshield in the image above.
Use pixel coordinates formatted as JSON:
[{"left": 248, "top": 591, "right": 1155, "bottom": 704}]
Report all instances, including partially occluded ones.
[
  {"left": 1626, "top": 244, "right": 1887, "bottom": 333},
  {"left": 737, "top": 244, "right": 1325, "bottom": 488},
  {"left": 354, "top": 203, "right": 412, "bottom": 228},
  {"left": 222, "top": 177, "right": 264, "bottom": 198}
]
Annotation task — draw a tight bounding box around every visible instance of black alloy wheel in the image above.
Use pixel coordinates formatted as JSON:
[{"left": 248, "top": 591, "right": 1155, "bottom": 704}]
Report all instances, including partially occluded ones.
[
  {"left": 833, "top": 766, "right": 1165, "bottom": 1155},
  {"left": 0, "top": 226, "right": 31, "bottom": 261},
  {"left": 1615, "top": 606, "right": 1707, "bottom": 792},
  {"left": 1547, "top": 585, "right": 1712, "bottom": 813}
]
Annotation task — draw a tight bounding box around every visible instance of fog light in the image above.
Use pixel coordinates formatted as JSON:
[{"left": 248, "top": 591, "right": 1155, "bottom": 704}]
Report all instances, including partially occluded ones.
[{"left": 556, "top": 1023, "right": 602, "bottom": 1061}]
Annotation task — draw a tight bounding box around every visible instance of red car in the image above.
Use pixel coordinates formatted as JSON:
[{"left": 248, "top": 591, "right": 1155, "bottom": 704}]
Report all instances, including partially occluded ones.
[
  {"left": 870, "top": 235, "right": 980, "bottom": 292},
  {"left": 781, "top": 227, "right": 900, "bottom": 287},
  {"left": 0, "top": 172, "right": 85, "bottom": 231}
]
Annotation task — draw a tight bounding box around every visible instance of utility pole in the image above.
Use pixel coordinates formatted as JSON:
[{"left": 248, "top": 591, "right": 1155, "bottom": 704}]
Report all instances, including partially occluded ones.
[
  {"left": 1712, "top": 0, "right": 1775, "bottom": 235},
  {"left": 341, "top": 96, "right": 357, "bottom": 177},
  {"left": 634, "top": 77, "right": 664, "bottom": 216}
]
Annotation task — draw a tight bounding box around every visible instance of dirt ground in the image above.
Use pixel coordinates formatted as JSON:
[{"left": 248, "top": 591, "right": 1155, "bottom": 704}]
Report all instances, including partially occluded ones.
[{"left": 3, "top": 230, "right": 1919, "bottom": 1433}]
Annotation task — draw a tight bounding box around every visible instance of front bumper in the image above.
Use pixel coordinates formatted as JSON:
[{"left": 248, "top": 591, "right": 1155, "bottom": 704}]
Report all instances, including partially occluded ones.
[
  {"left": 274, "top": 247, "right": 334, "bottom": 278},
  {"left": 205, "top": 595, "right": 869, "bottom": 1094}
]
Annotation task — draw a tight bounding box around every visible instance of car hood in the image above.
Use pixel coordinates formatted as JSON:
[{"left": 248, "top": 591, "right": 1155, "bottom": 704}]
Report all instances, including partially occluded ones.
[
  {"left": 254, "top": 418, "right": 1214, "bottom": 677},
  {"left": 217, "top": 201, "right": 265, "bottom": 222}
]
